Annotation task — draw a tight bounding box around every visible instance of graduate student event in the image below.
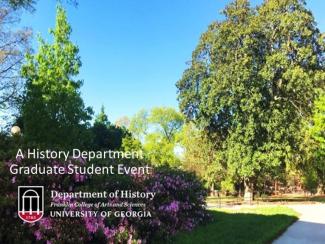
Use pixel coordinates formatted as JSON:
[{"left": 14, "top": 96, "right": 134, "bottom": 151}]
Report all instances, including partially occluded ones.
[{"left": 10, "top": 148, "right": 151, "bottom": 176}]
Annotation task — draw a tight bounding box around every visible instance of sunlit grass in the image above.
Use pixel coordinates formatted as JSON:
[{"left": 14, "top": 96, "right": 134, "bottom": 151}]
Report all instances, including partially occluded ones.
[{"left": 172, "top": 206, "right": 299, "bottom": 244}]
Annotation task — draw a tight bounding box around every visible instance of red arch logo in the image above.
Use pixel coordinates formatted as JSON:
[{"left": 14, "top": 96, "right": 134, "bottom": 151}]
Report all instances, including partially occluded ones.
[{"left": 18, "top": 186, "right": 44, "bottom": 223}]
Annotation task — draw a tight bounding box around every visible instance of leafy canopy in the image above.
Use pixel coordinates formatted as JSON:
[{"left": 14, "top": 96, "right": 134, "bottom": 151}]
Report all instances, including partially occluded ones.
[
  {"left": 177, "top": 0, "right": 325, "bottom": 189},
  {"left": 128, "top": 107, "right": 184, "bottom": 166}
]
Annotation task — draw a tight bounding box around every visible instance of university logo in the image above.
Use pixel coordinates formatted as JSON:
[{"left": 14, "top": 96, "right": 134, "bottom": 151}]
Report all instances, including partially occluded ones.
[{"left": 18, "top": 186, "right": 44, "bottom": 223}]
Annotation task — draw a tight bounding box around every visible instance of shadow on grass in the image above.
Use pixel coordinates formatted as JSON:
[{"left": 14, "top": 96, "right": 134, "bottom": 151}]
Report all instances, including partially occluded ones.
[{"left": 172, "top": 208, "right": 298, "bottom": 244}]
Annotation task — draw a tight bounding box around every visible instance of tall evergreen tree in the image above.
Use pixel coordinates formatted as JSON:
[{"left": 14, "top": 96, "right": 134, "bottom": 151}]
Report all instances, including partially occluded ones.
[
  {"left": 20, "top": 6, "right": 92, "bottom": 149},
  {"left": 177, "top": 0, "right": 324, "bottom": 196}
]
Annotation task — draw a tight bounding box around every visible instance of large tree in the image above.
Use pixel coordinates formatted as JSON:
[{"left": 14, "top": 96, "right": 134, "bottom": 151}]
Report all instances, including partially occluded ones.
[
  {"left": 20, "top": 6, "right": 92, "bottom": 149},
  {"left": 177, "top": 0, "right": 324, "bottom": 197}
]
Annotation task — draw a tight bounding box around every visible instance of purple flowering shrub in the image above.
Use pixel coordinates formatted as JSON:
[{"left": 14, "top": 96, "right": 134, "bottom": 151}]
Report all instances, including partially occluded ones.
[
  {"left": 139, "top": 167, "right": 209, "bottom": 241},
  {"left": 0, "top": 158, "right": 209, "bottom": 243}
]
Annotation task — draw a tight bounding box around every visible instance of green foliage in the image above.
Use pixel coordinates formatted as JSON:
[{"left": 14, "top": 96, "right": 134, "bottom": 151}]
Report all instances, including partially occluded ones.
[
  {"left": 144, "top": 107, "right": 183, "bottom": 166},
  {"left": 144, "top": 132, "right": 178, "bottom": 166},
  {"left": 149, "top": 107, "right": 184, "bottom": 142},
  {"left": 129, "top": 109, "right": 149, "bottom": 140},
  {"left": 310, "top": 92, "right": 325, "bottom": 158},
  {"left": 0, "top": 132, "right": 22, "bottom": 161},
  {"left": 176, "top": 0, "right": 325, "bottom": 192},
  {"left": 220, "top": 178, "right": 235, "bottom": 194},
  {"left": 304, "top": 91, "right": 325, "bottom": 192},
  {"left": 91, "top": 106, "right": 129, "bottom": 150},
  {"left": 128, "top": 107, "right": 184, "bottom": 166},
  {"left": 95, "top": 105, "right": 109, "bottom": 125},
  {"left": 20, "top": 6, "right": 93, "bottom": 149},
  {"left": 121, "top": 135, "right": 142, "bottom": 152},
  {"left": 179, "top": 123, "right": 224, "bottom": 189},
  {"left": 302, "top": 168, "right": 318, "bottom": 194}
]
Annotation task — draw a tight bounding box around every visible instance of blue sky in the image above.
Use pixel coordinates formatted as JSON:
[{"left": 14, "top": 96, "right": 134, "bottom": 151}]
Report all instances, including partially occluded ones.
[{"left": 19, "top": 0, "right": 325, "bottom": 123}]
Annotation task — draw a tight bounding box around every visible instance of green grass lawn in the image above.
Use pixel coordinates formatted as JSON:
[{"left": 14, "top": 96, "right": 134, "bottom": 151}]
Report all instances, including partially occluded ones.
[{"left": 172, "top": 206, "right": 299, "bottom": 244}]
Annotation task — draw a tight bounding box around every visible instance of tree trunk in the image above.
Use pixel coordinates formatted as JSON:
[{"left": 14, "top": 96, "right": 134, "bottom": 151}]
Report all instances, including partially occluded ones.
[
  {"left": 244, "top": 180, "right": 253, "bottom": 203},
  {"left": 210, "top": 183, "right": 215, "bottom": 196},
  {"left": 274, "top": 180, "right": 278, "bottom": 194},
  {"left": 238, "top": 184, "right": 242, "bottom": 197}
]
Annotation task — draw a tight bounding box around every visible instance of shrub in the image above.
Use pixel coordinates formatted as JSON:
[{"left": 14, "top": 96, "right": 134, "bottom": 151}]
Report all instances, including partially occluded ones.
[
  {"left": 140, "top": 167, "right": 209, "bottom": 241},
  {"left": 0, "top": 158, "right": 209, "bottom": 243}
]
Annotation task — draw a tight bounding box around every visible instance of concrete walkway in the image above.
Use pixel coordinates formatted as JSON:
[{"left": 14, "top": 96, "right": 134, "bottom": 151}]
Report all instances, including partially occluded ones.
[{"left": 273, "top": 204, "right": 325, "bottom": 244}]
